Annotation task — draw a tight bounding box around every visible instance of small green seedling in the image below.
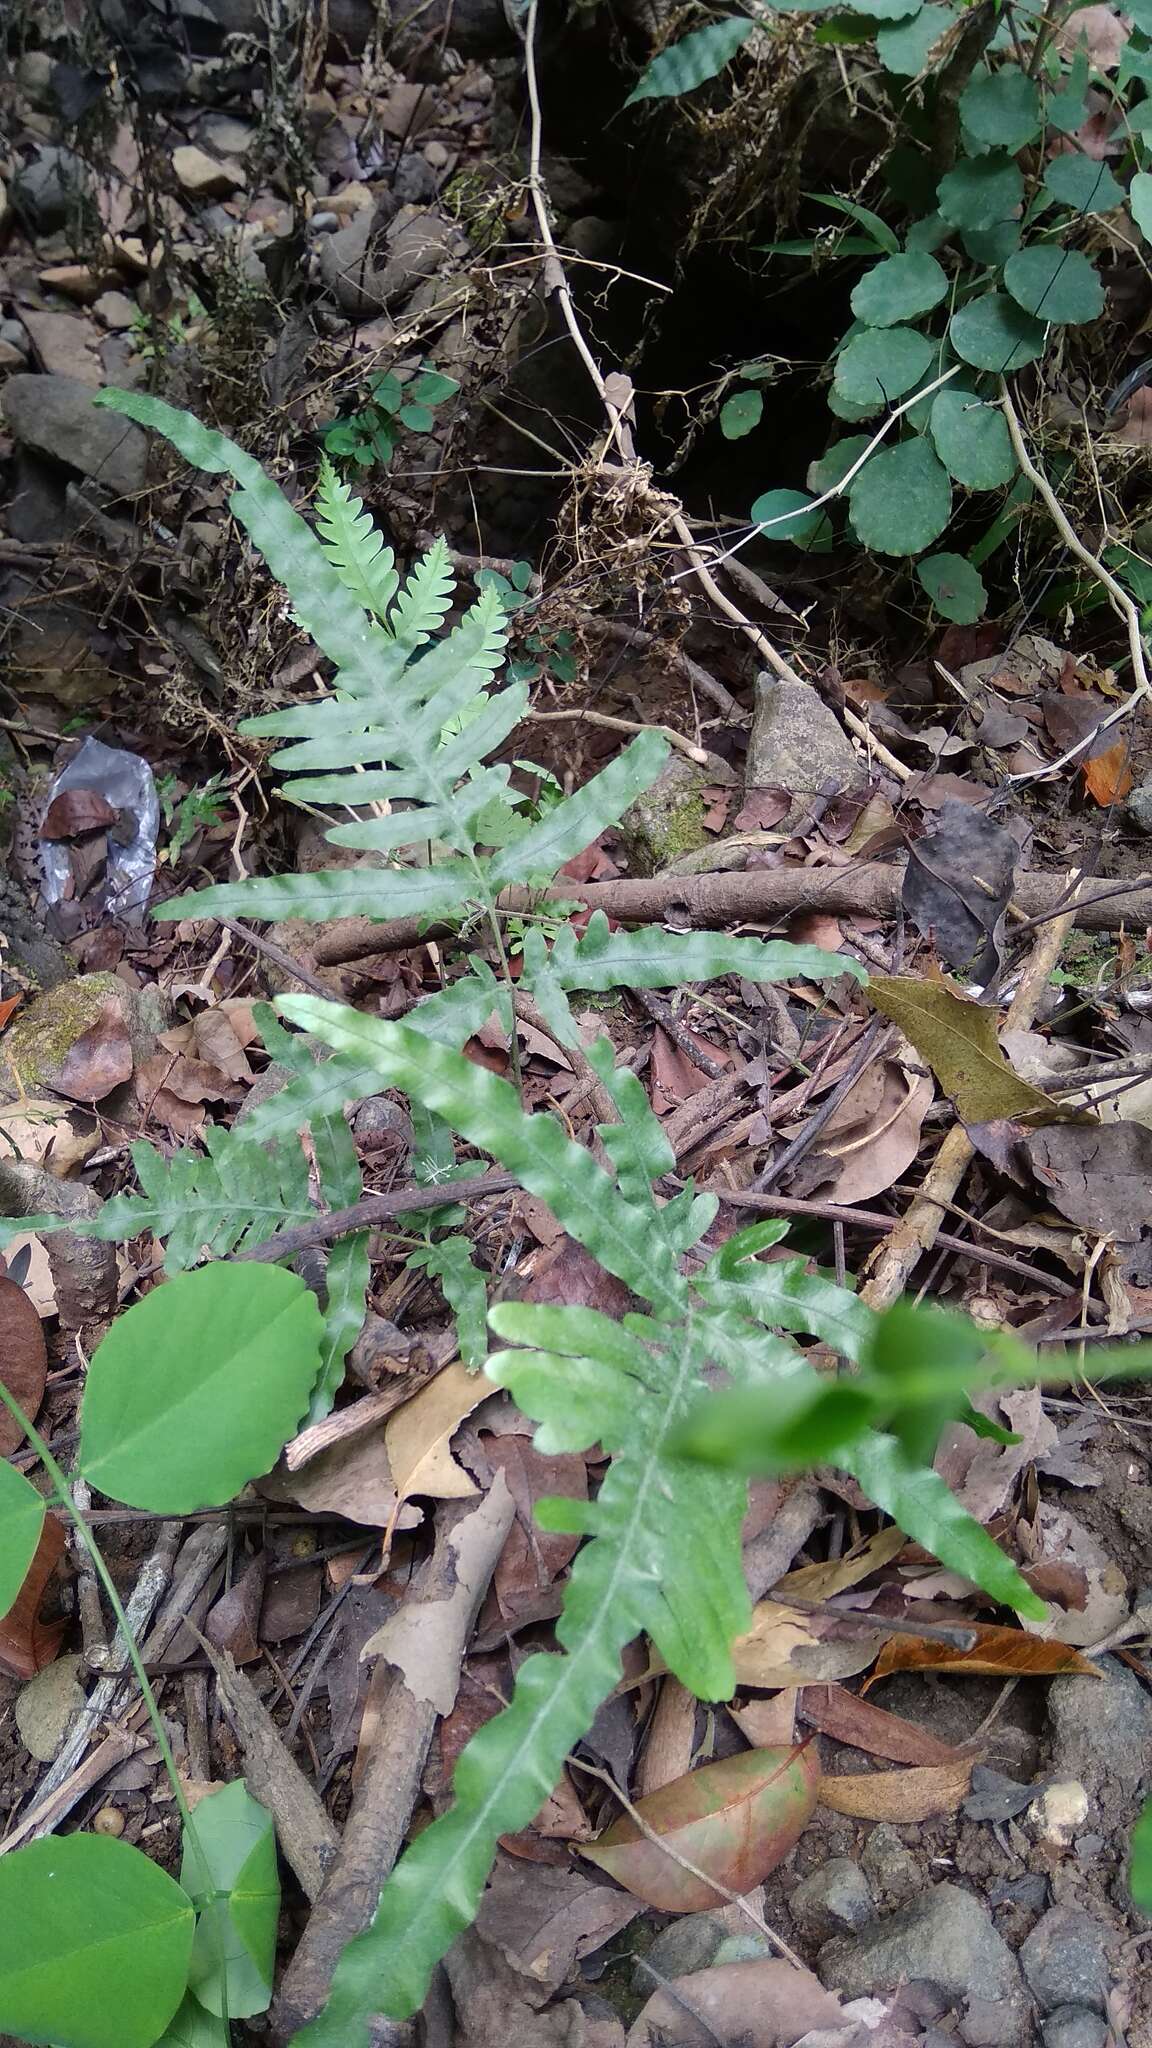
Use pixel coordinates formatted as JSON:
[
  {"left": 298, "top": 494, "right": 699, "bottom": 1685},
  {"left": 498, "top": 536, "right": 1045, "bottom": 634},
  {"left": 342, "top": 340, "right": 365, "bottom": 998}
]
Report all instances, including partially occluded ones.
[
  {"left": 323, "top": 366, "right": 460, "bottom": 470},
  {"left": 158, "top": 771, "right": 229, "bottom": 863}
]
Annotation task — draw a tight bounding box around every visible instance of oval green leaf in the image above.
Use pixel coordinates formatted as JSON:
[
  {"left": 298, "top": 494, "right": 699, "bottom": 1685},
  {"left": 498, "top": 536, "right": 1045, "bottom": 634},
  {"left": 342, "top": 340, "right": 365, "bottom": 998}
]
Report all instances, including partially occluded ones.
[
  {"left": 1133, "top": 1795, "right": 1152, "bottom": 1911},
  {"left": 937, "top": 154, "right": 1023, "bottom": 230},
  {"left": 834, "top": 325, "right": 935, "bottom": 412},
  {"left": 877, "top": 3, "right": 957, "bottom": 73},
  {"left": 625, "top": 18, "right": 753, "bottom": 104},
  {"left": 750, "top": 487, "right": 833, "bottom": 548},
  {"left": 721, "top": 388, "right": 765, "bottom": 439},
  {"left": 79, "top": 1264, "right": 324, "bottom": 1512},
  {"left": 929, "top": 387, "right": 1016, "bottom": 488},
  {"left": 847, "top": 438, "right": 952, "bottom": 554},
  {"left": 1003, "top": 245, "right": 1104, "bottom": 324},
  {"left": 807, "top": 434, "right": 873, "bottom": 493},
  {"left": 0, "top": 1457, "right": 46, "bottom": 1619},
  {"left": 1132, "top": 170, "right": 1152, "bottom": 242},
  {"left": 949, "top": 291, "right": 1046, "bottom": 372},
  {"left": 0, "top": 1833, "right": 194, "bottom": 2048},
  {"left": 959, "top": 65, "right": 1042, "bottom": 151},
  {"left": 181, "top": 1780, "right": 280, "bottom": 2019},
  {"left": 917, "top": 551, "right": 988, "bottom": 623},
  {"left": 1043, "top": 154, "right": 1124, "bottom": 216},
  {"left": 850, "top": 250, "right": 949, "bottom": 327},
  {"left": 156, "top": 1994, "right": 231, "bottom": 2046},
  {"left": 583, "top": 1744, "right": 822, "bottom": 1910}
]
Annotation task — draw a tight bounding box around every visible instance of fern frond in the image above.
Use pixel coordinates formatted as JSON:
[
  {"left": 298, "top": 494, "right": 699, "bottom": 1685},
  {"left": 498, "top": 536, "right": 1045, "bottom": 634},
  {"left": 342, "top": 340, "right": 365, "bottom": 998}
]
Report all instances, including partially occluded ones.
[
  {"left": 314, "top": 458, "right": 400, "bottom": 624},
  {"left": 69, "top": 1129, "right": 316, "bottom": 1272},
  {"left": 388, "top": 534, "right": 454, "bottom": 646}
]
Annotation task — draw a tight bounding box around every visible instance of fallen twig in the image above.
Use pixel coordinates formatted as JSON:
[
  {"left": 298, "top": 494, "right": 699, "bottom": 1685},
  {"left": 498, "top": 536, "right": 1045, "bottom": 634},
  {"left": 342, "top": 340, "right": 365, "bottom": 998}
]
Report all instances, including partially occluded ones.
[
  {"left": 272, "top": 1477, "right": 516, "bottom": 2035},
  {"left": 527, "top": 705, "right": 710, "bottom": 766}
]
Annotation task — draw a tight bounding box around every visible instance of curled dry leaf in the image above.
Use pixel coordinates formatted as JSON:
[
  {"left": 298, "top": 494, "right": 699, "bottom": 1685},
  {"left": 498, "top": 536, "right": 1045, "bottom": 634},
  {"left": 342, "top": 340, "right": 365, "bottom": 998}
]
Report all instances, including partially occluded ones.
[
  {"left": 775, "top": 1525, "right": 906, "bottom": 1604},
  {"left": 383, "top": 1359, "right": 490, "bottom": 1511},
  {"left": 799, "top": 1682, "right": 972, "bottom": 1766},
  {"left": 901, "top": 802, "right": 1018, "bottom": 982},
  {"left": 55, "top": 1000, "right": 134, "bottom": 1104},
  {"left": 628, "top": 1960, "right": 846, "bottom": 2048},
  {"left": 730, "top": 1603, "right": 881, "bottom": 1690},
  {"left": 1023, "top": 1121, "right": 1152, "bottom": 1238},
  {"left": 0, "top": 1274, "right": 48, "bottom": 1455},
  {"left": 819, "top": 1754, "right": 976, "bottom": 1821},
  {"left": 582, "top": 1741, "right": 820, "bottom": 1911},
  {"left": 866, "top": 1621, "right": 1100, "bottom": 1686},
  {"left": 0, "top": 1513, "right": 66, "bottom": 1681},
  {"left": 475, "top": 1853, "right": 637, "bottom": 1988}
]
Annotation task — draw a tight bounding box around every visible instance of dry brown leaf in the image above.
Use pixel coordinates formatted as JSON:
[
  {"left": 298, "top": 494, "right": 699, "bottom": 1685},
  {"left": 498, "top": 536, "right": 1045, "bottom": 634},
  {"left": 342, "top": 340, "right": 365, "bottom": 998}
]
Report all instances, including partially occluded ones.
[
  {"left": 728, "top": 1691, "right": 797, "bottom": 1749},
  {"left": 934, "top": 1385, "right": 1057, "bottom": 1524},
  {"left": 258, "top": 1429, "right": 423, "bottom": 1531},
  {"left": 0, "top": 1514, "right": 66, "bottom": 1680},
  {"left": 55, "top": 1000, "right": 133, "bottom": 1104},
  {"left": 0, "top": 1101, "right": 99, "bottom": 1177},
  {"left": 584, "top": 1742, "right": 820, "bottom": 1911},
  {"left": 627, "top": 1961, "right": 846, "bottom": 2048},
  {"left": 822, "top": 1064, "right": 934, "bottom": 1207},
  {"left": 799, "top": 1682, "right": 971, "bottom": 1766},
  {"left": 730, "top": 1603, "right": 881, "bottom": 1690},
  {"left": 383, "top": 1359, "right": 490, "bottom": 1510},
  {"left": 865, "top": 1621, "right": 1101, "bottom": 1685},
  {"left": 1018, "top": 1503, "right": 1129, "bottom": 1647},
  {"left": 775, "top": 1525, "right": 906, "bottom": 1604},
  {"left": 819, "top": 1754, "right": 975, "bottom": 1821},
  {"left": 0, "top": 1274, "right": 48, "bottom": 1455},
  {"left": 475, "top": 1853, "right": 637, "bottom": 1987},
  {"left": 1082, "top": 737, "right": 1134, "bottom": 806},
  {"left": 485, "top": 1435, "right": 586, "bottom": 1629}
]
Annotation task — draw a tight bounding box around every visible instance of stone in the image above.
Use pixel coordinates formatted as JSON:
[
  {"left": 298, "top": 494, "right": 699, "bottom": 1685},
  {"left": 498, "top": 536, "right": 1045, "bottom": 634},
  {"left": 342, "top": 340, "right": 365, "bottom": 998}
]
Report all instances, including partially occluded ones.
[
  {"left": 0, "top": 572, "right": 121, "bottom": 705},
  {"left": 377, "top": 81, "right": 435, "bottom": 137},
  {"left": 1046, "top": 1654, "right": 1152, "bottom": 1823},
  {"left": 424, "top": 140, "right": 451, "bottom": 169},
  {"left": 0, "top": 319, "right": 29, "bottom": 357},
  {"left": 197, "top": 113, "right": 256, "bottom": 156},
  {"left": 1042, "top": 2008, "right": 1110, "bottom": 2048},
  {"left": 818, "top": 1883, "right": 1027, "bottom": 2044},
  {"left": 93, "top": 290, "right": 138, "bottom": 330},
  {"left": 0, "top": 340, "right": 25, "bottom": 372},
  {"left": 620, "top": 757, "right": 712, "bottom": 876},
  {"left": 1126, "top": 781, "right": 1152, "bottom": 833},
  {"left": 38, "top": 263, "right": 102, "bottom": 301},
  {"left": 1028, "top": 1780, "right": 1089, "bottom": 1847},
  {"left": 18, "top": 309, "right": 102, "bottom": 384},
  {"left": 390, "top": 154, "right": 440, "bottom": 207},
  {"left": 789, "top": 1859, "right": 873, "bottom": 1942},
  {"left": 8, "top": 451, "right": 67, "bottom": 544},
  {"left": 14, "top": 1655, "right": 85, "bottom": 1761},
  {"left": 318, "top": 210, "right": 381, "bottom": 317},
  {"left": 318, "top": 205, "right": 454, "bottom": 319},
  {"left": 172, "top": 145, "right": 245, "bottom": 198},
  {"left": 0, "top": 974, "right": 155, "bottom": 1105},
  {"left": 16, "top": 50, "right": 55, "bottom": 107},
  {"left": 632, "top": 1895, "right": 772, "bottom": 1993},
  {"left": 859, "top": 1824, "right": 921, "bottom": 1904},
  {"left": 2, "top": 374, "right": 148, "bottom": 496},
  {"left": 746, "top": 673, "right": 865, "bottom": 830},
  {"left": 376, "top": 207, "right": 455, "bottom": 304},
  {"left": 11, "top": 146, "right": 92, "bottom": 230},
  {"left": 1019, "top": 1906, "right": 1109, "bottom": 2015}
]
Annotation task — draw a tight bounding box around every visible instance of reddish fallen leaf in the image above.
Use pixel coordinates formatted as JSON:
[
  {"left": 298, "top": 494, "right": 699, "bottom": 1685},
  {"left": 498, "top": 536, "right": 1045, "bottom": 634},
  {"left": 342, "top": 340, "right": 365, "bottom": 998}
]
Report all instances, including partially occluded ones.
[
  {"left": 799, "top": 1682, "right": 971, "bottom": 1766},
  {"left": 0, "top": 996, "right": 23, "bottom": 1033},
  {"left": 865, "top": 1622, "right": 1100, "bottom": 1686},
  {"left": 485, "top": 1435, "right": 586, "bottom": 1629},
  {"left": 1082, "top": 738, "right": 1134, "bottom": 806},
  {"left": 204, "top": 1553, "right": 266, "bottom": 1665},
  {"left": 55, "top": 1000, "right": 133, "bottom": 1104},
  {"left": 0, "top": 1515, "right": 66, "bottom": 1681},
  {"left": 733, "top": 787, "right": 791, "bottom": 832},
  {"left": 521, "top": 1235, "right": 632, "bottom": 1318},
  {"left": 0, "top": 1276, "right": 48, "bottom": 1456},
  {"left": 41, "top": 790, "right": 118, "bottom": 839},
  {"left": 582, "top": 1740, "right": 820, "bottom": 1911},
  {"left": 818, "top": 1754, "right": 976, "bottom": 1821}
]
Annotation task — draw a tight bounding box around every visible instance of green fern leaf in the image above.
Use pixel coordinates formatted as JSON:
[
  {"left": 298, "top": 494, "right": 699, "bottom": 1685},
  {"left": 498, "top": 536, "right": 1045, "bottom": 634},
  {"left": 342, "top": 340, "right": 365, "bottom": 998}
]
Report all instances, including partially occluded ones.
[
  {"left": 314, "top": 458, "right": 399, "bottom": 623},
  {"left": 388, "top": 535, "right": 454, "bottom": 647}
]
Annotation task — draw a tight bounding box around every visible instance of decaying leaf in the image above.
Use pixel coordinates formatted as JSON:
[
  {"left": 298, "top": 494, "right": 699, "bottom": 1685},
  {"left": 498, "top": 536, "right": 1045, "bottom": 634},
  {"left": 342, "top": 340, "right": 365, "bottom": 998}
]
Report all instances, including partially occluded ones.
[
  {"left": 799, "top": 1682, "right": 971, "bottom": 1766},
  {"left": 54, "top": 999, "right": 134, "bottom": 1104},
  {"left": 474, "top": 1853, "right": 638, "bottom": 1987},
  {"left": 935, "top": 1386, "right": 1057, "bottom": 1525},
  {"left": 730, "top": 1603, "right": 882, "bottom": 1689},
  {"left": 1023, "top": 1120, "right": 1152, "bottom": 1238},
  {"left": 869, "top": 975, "right": 1075, "bottom": 1126},
  {"left": 1018, "top": 1502, "right": 1129, "bottom": 1647},
  {"left": 867, "top": 1621, "right": 1100, "bottom": 1685},
  {"left": 775, "top": 1526, "right": 906, "bottom": 1604},
  {"left": 383, "top": 1359, "right": 491, "bottom": 1513},
  {"left": 902, "top": 803, "right": 1018, "bottom": 982},
  {"left": 819, "top": 1754, "right": 975, "bottom": 1820},
  {"left": 0, "top": 1513, "right": 67, "bottom": 1681},
  {"left": 0, "top": 1274, "right": 48, "bottom": 1456},
  {"left": 582, "top": 1742, "right": 820, "bottom": 1911},
  {"left": 258, "top": 1428, "right": 423, "bottom": 1531},
  {"left": 628, "top": 1960, "right": 846, "bottom": 2048},
  {"left": 485, "top": 1434, "right": 586, "bottom": 1630},
  {"left": 729, "top": 1692, "right": 797, "bottom": 1749},
  {"left": 1082, "top": 738, "right": 1133, "bottom": 806},
  {"left": 797, "top": 1061, "right": 934, "bottom": 1207}
]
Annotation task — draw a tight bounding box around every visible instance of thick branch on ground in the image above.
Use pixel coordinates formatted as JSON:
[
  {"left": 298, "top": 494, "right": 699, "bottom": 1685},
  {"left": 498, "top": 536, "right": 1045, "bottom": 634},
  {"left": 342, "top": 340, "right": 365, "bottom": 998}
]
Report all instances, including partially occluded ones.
[
  {"left": 311, "top": 863, "right": 1152, "bottom": 966},
  {"left": 272, "top": 1478, "right": 516, "bottom": 2036}
]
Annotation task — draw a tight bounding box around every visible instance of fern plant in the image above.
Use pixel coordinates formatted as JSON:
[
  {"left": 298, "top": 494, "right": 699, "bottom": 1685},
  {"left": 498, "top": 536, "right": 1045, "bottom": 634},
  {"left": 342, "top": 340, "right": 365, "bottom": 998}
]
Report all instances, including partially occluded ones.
[{"left": 268, "top": 993, "right": 1069, "bottom": 2041}]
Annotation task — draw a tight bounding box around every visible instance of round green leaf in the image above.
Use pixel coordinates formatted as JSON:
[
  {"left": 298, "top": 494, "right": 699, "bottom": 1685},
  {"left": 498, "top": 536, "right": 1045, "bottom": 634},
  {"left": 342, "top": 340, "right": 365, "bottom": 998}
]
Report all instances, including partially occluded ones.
[
  {"left": 949, "top": 291, "right": 1046, "bottom": 371},
  {"left": 876, "top": 2, "right": 957, "bottom": 73},
  {"left": 959, "top": 66, "right": 1042, "bottom": 151},
  {"left": 79, "top": 1263, "right": 324, "bottom": 1512},
  {"left": 0, "top": 1456, "right": 46, "bottom": 1619},
  {"left": 1003, "top": 246, "right": 1104, "bottom": 324},
  {"left": 917, "top": 551, "right": 988, "bottom": 623},
  {"left": 828, "top": 382, "right": 878, "bottom": 421},
  {"left": 1132, "top": 170, "right": 1152, "bottom": 242},
  {"left": 834, "top": 325, "right": 935, "bottom": 412},
  {"left": 750, "top": 487, "right": 832, "bottom": 549},
  {"left": 807, "top": 434, "right": 872, "bottom": 492},
  {"left": 721, "top": 388, "right": 765, "bottom": 438},
  {"left": 0, "top": 1834, "right": 194, "bottom": 2048},
  {"left": 848, "top": 438, "right": 952, "bottom": 554},
  {"left": 850, "top": 251, "right": 949, "bottom": 326},
  {"left": 929, "top": 387, "right": 1017, "bottom": 488},
  {"left": 937, "top": 153, "right": 1023, "bottom": 229},
  {"left": 182, "top": 1781, "right": 280, "bottom": 2019},
  {"left": 156, "top": 1994, "right": 231, "bottom": 2046},
  {"left": 960, "top": 218, "right": 1021, "bottom": 265},
  {"left": 1043, "top": 154, "right": 1124, "bottom": 216}
]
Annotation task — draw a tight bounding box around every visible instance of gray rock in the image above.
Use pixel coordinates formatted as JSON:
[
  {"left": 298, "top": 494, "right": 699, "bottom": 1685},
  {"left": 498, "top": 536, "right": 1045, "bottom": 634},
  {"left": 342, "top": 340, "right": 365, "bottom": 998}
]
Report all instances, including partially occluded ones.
[
  {"left": 620, "top": 756, "right": 712, "bottom": 876},
  {"left": 818, "top": 1883, "right": 1025, "bottom": 2011},
  {"left": 16, "top": 50, "right": 55, "bottom": 107},
  {"left": 0, "top": 318, "right": 30, "bottom": 358},
  {"left": 1046, "top": 1654, "right": 1152, "bottom": 1823},
  {"left": 633, "top": 1900, "right": 771, "bottom": 1992},
  {"left": 11, "top": 146, "right": 93, "bottom": 229},
  {"left": 746, "top": 673, "right": 865, "bottom": 830},
  {"left": 789, "top": 1859, "right": 874, "bottom": 1942},
  {"left": 1020, "top": 1907, "right": 1109, "bottom": 2015},
  {"left": 1042, "top": 2009, "right": 1110, "bottom": 2048},
  {"left": 1, "top": 375, "right": 148, "bottom": 497},
  {"left": 8, "top": 452, "right": 68, "bottom": 545},
  {"left": 1127, "top": 781, "right": 1152, "bottom": 833},
  {"left": 318, "top": 206, "right": 453, "bottom": 319},
  {"left": 859, "top": 1824, "right": 920, "bottom": 1904},
  {"left": 376, "top": 207, "right": 456, "bottom": 304}
]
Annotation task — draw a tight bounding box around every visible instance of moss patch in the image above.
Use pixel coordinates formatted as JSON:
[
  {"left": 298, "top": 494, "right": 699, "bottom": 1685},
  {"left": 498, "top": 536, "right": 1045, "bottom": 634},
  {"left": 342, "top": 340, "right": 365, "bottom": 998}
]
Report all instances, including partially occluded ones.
[{"left": 0, "top": 974, "right": 126, "bottom": 1099}]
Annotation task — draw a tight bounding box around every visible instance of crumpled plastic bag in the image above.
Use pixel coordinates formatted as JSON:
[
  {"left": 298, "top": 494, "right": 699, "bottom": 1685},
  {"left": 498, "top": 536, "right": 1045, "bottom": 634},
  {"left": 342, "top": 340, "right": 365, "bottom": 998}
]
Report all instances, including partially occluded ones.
[{"left": 39, "top": 736, "right": 159, "bottom": 924}]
